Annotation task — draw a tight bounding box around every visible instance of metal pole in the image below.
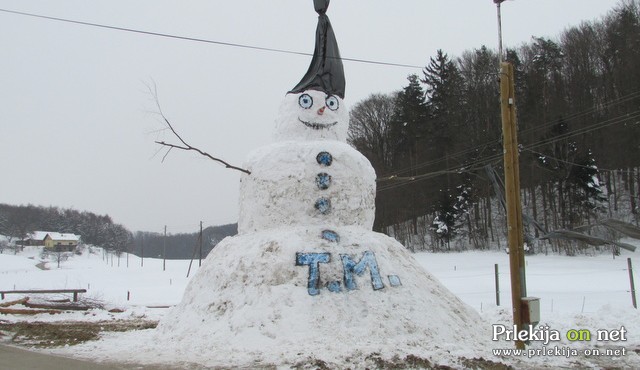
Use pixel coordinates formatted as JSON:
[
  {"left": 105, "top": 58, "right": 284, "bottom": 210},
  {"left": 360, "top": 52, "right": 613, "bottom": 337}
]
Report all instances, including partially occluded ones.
[
  {"left": 140, "top": 234, "right": 144, "bottom": 267},
  {"left": 495, "top": 0, "right": 505, "bottom": 62},
  {"left": 163, "top": 225, "right": 167, "bottom": 271},
  {"left": 629, "top": 258, "right": 637, "bottom": 309},
  {"left": 495, "top": 263, "right": 500, "bottom": 306}
]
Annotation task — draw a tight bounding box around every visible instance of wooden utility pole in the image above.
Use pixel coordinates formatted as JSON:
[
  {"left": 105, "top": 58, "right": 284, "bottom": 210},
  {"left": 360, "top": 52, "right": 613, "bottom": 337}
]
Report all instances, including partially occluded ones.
[
  {"left": 163, "top": 225, "right": 167, "bottom": 271},
  {"left": 500, "top": 61, "right": 527, "bottom": 350},
  {"left": 495, "top": 0, "right": 527, "bottom": 350},
  {"left": 187, "top": 222, "right": 203, "bottom": 278},
  {"left": 140, "top": 234, "right": 144, "bottom": 267}
]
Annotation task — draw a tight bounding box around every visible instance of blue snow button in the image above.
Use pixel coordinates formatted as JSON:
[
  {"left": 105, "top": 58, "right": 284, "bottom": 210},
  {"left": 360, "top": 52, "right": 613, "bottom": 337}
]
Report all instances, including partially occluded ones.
[
  {"left": 315, "top": 172, "right": 332, "bottom": 190},
  {"left": 314, "top": 197, "right": 331, "bottom": 214},
  {"left": 321, "top": 229, "right": 340, "bottom": 243},
  {"left": 316, "top": 151, "right": 333, "bottom": 166}
]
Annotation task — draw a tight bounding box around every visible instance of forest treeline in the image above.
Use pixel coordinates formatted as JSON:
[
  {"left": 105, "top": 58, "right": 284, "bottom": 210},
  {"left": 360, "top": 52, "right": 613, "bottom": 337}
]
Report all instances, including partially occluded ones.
[
  {"left": 0, "top": 203, "right": 237, "bottom": 259},
  {"left": 130, "top": 224, "right": 237, "bottom": 260},
  {"left": 348, "top": 0, "right": 640, "bottom": 253},
  {"left": 0, "top": 203, "right": 131, "bottom": 251}
]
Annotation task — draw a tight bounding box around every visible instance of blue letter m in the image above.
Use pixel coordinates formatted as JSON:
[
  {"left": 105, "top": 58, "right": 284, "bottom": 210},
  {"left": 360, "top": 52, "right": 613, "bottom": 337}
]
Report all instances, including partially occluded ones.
[{"left": 341, "top": 251, "right": 384, "bottom": 291}]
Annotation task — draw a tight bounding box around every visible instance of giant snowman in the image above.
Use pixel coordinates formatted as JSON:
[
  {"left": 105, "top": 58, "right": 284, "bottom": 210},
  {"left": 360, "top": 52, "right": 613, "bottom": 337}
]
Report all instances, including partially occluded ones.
[{"left": 155, "top": 1, "right": 486, "bottom": 366}]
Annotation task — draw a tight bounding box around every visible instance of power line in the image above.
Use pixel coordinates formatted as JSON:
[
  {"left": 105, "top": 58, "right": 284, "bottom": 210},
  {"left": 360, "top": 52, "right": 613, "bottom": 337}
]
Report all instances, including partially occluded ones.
[
  {"left": 527, "top": 110, "right": 640, "bottom": 151},
  {"left": 0, "top": 8, "right": 423, "bottom": 69},
  {"left": 4, "top": 9, "right": 638, "bottom": 192},
  {"left": 524, "top": 148, "right": 639, "bottom": 175},
  {"left": 376, "top": 108, "right": 640, "bottom": 193},
  {"left": 518, "top": 91, "right": 640, "bottom": 139},
  {"left": 376, "top": 89, "right": 640, "bottom": 181}
]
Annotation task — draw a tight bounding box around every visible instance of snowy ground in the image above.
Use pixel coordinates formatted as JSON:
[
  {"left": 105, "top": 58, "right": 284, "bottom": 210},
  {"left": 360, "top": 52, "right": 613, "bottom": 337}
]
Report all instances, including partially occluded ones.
[{"left": 0, "top": 244, "right": 638, "bottom": 368}]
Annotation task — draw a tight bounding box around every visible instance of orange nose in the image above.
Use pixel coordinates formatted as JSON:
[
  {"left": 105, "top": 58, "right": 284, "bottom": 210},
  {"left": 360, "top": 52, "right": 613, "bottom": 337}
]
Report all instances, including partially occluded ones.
[{"left": 317, "top": 106, "right": 325, "bottom": 115}]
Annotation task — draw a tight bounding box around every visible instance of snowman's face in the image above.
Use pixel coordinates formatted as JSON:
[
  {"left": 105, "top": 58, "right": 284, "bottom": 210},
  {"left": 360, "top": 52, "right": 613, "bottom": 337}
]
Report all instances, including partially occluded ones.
[{"left": 274, "top": 90, "right": 348, "bottom": 142}]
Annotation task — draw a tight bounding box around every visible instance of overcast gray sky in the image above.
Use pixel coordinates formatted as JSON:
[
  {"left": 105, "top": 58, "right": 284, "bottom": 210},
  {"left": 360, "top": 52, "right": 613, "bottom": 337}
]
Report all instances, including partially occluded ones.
[{"left": 0, "top": 0, "right": 620, "bottom": 234}]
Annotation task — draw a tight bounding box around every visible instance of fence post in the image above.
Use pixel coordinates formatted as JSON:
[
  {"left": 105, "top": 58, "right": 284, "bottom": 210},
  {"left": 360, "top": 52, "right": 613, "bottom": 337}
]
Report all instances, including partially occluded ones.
[
  {"left": 629, "top": 258, "right": 637, "bottom": 309},
  {"left": 495, "top": 263, "right": 500, "bottom": 306}
]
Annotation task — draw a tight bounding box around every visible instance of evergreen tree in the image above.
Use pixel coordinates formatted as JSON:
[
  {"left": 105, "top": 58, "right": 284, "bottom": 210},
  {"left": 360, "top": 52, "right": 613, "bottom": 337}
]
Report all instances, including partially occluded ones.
[
  {"left": 390, "top": 74, "right": 429, "bottom": 168},
  {"left": 569, "top": 149, "right": 607, "bottom": 215},
  {"left": 387, "top": 74, "right": 429, "bottom": 230},
  {"left": 431, "top": 191, "right": 457, "bottom": 250},
  {"left": 421, "top": 50, "right": 464, "bottom": 120},
  {"left": 420, "top": 50, "right": 465, "bottom": 161}
]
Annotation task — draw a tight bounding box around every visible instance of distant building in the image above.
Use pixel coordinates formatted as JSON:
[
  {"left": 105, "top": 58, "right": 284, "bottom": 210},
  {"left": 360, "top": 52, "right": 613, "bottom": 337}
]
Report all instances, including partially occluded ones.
[
  {"left": 25, "top": 231, "right": 51, "bottom": 246},
  {"left": 43, "top": 232, "right": 81, "bottom": 252}
]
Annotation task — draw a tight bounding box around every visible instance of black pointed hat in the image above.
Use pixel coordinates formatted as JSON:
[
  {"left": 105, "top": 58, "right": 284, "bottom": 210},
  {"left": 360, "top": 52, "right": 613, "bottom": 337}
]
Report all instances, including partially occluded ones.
[{"left": 289, "top": 0, "right": 346, "bottom": 99}]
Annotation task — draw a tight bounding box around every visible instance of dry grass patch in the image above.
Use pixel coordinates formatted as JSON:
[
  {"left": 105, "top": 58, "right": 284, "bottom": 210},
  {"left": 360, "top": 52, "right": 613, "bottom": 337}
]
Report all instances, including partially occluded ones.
[{"left": 0, "top": 319, "right": 157, "bottom": 348}]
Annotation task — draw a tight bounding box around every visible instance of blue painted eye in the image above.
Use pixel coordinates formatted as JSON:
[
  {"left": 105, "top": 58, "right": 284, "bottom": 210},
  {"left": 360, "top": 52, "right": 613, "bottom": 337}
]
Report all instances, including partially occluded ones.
[
  {"left": 299, "top": 94, "right": 313, "bottom": 109},
  {"left": 314, "top": 197, "right": 331, "bottom": 214},
  {"left": 315, "top": 173, "right": 332, "bottom": 190},
  {"left": 316, "top": 151, "right": 333, "bottom": 166},
  {"left": 325, "top": 96, "right": 339, "bottom": 111}
]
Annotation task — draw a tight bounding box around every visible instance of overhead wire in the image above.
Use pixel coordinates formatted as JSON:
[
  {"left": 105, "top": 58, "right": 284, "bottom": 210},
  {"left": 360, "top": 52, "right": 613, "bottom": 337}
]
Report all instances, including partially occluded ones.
[
  {"left": 4, "top": 7, "right": 639, "bottom": 157},
  {"left": 527, "top": 110, "right": 640, "bottom": 151},
  {"left": 377, "top": 89, "right": 640, "bottom": 181},
  {"left": 376, "top": 108, "right": 640, "bottom": 193},
  {"left": 0, "top": 8, "right": 423, "bottom": 69},
  {"left": 3, "top": 8, "right": 639, "bottom": 194},
  {"left": 376, "top": 88, "right": 640, "bottom": 177},
  {"left": 524, "top": 148, "right": 640, "bottom": 175},
  {"left": 517, "top": 90, "right": 640, "bottom": 139}
]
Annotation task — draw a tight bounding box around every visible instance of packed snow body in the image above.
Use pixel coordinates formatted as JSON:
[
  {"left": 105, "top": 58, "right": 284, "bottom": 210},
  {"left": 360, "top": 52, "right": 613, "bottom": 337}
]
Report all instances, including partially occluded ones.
[
  {"left": 153, "top": 88, "right": 489, "bottom": 366},
  {"left": 153, "top": 2, "right": 488, "bottom": 365},
  {"left": 238, "top": 140, "right": 376, "bottom": 233},
  {"left": 154, "top": 227, "right": 487, "bottom": 367},
  {"left": 239, "top": 90, "right": 374, "bottom": 233}
]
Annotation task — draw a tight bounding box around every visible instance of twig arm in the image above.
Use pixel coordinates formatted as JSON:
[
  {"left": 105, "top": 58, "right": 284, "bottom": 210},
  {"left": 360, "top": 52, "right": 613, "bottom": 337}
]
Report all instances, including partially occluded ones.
[
  {"left": 155, "top": 141, "right": 251, "bottom": 174},
  {"left": 148, "top": 82, "right": 251, "bottom": 175}
]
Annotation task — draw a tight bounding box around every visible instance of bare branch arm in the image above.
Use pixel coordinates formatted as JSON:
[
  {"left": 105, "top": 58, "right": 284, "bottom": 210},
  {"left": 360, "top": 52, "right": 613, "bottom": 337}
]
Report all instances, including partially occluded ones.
[
  {"left": 147, "top": 82, "right": 251, "bottom": 175},
  {"left": 155, "top": 140, "right": 251, "bottom": 174}
]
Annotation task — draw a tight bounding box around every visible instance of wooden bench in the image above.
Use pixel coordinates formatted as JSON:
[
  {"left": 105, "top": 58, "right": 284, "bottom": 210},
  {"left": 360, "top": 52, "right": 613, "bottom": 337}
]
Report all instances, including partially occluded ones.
[{"left": 0, "top": 289, "right": 87, "bottom": 302}]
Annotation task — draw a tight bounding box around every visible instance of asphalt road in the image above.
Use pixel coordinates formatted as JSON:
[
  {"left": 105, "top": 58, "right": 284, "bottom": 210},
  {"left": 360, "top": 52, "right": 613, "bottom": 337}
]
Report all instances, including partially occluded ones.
[{"left": 0, "top": 344, "right": 128, "bottom": 370}]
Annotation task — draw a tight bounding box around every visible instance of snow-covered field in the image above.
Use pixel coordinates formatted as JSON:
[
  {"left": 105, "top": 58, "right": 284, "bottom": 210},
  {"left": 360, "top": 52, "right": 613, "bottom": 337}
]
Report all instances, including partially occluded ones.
[{"left": 1, "top": 244, "right": 638, "bottom": 368}]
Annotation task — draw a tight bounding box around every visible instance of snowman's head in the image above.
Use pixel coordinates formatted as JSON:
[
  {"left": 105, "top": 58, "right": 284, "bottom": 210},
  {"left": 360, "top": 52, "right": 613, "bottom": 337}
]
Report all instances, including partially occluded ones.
[{"left": 273, "top": 89, "right": 348, "bottom": 142}]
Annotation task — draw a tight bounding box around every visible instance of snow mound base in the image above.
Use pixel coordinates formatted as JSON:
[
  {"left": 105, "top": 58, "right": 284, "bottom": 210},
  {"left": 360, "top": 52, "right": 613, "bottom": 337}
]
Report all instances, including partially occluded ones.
[{"left": 151, "top": 227, "right": 490, "bottom": 368}]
